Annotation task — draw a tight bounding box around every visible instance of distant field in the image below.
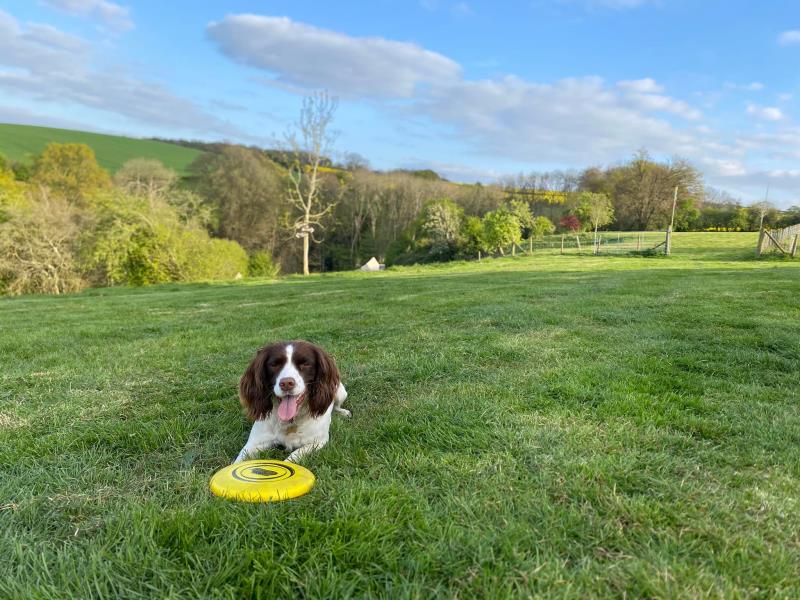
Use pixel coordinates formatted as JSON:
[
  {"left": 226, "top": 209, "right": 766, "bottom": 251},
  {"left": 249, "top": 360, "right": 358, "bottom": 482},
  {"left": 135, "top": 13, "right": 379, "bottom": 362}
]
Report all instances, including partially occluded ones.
[
  {"left": 2, "top": 232, "right": 799, "bottom": 598},
  {"left": 0, "top": 123, "right": 202, "bottom": 175}
]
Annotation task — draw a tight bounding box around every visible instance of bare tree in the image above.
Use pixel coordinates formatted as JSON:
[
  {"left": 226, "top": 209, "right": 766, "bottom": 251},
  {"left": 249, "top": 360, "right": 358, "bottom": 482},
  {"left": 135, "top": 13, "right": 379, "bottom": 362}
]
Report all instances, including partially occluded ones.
[
  {"left": 0, "top": 191, "right": 85, "bottom": 295},
  {"left": 114, "top": 158, "right": 178, "bottom": 200},
  {"left": 751, "top": 199, "right": 775, "bottom": 230},
  {"left": 285, "top": 91, "right": 339, "bottom": 275}
]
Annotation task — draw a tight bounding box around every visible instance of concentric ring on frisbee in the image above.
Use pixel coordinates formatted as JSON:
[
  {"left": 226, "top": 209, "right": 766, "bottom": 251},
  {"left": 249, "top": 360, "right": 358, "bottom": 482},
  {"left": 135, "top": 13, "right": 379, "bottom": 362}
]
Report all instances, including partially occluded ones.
[{"left": 209, "top": 459, "right": 315, "bottom": 502}]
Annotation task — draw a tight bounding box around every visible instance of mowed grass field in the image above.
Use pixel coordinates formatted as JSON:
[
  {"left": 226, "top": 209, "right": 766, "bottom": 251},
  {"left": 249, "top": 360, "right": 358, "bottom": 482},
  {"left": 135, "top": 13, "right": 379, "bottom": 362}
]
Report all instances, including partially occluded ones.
[
  {"left": 0, "top": 123, "right": 202, "bottom": 175},
  {"left": 2, "top": 232, "right": 799, "bottom": 598}
]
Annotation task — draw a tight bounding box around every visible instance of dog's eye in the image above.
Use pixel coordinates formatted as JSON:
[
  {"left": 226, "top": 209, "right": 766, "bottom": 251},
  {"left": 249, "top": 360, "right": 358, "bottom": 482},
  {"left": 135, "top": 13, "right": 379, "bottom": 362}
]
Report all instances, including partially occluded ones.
[{"left": 296, "top": 360, "right": 309, "bottom": 368}]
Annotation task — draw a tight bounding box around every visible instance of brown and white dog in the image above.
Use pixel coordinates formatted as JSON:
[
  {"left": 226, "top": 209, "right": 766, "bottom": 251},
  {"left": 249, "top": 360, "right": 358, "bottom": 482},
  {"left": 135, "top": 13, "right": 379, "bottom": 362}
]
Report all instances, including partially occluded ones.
[{"left": 234, "top": 341, "right": 349, "bottom": 463}]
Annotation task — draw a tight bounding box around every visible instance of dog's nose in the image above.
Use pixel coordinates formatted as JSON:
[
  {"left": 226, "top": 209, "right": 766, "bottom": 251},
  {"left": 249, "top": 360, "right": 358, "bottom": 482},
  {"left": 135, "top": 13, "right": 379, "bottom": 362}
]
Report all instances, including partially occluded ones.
[{"left": 279, "top": 377, "right": 296, "bottom": 391}]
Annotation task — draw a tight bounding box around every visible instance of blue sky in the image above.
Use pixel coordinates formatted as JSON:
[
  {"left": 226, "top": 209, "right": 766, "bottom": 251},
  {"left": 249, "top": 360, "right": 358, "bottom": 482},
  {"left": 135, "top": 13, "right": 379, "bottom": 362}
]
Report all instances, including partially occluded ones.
[{"left": 1, "top": 0, "right": 799, "bottom": 206}]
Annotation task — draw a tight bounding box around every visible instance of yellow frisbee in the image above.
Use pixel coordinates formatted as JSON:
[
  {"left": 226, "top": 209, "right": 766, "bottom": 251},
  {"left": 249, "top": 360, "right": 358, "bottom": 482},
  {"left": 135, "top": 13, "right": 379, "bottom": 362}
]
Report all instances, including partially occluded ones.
[{"left": 209, "top": 459, "right": 315, "bottom": 502}]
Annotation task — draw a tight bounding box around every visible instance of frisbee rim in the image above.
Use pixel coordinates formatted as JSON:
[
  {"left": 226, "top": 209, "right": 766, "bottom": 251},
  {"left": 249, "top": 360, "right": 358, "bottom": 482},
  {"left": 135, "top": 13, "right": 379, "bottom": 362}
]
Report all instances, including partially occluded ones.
[{"left": 209, "top": 459, "right": 316, "bottom": 503}]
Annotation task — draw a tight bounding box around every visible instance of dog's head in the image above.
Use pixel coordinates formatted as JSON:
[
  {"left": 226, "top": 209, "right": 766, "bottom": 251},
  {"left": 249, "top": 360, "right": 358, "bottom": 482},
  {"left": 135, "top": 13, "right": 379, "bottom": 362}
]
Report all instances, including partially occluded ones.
[{"left": 239, "top": 341, "right": 340, "bottom": 422}]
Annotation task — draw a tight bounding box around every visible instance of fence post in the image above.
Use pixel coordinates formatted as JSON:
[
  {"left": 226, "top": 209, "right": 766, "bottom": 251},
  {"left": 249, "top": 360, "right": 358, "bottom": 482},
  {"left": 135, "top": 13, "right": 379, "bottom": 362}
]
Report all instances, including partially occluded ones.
[
  {"left": 665, "top": 226, "right": 672, "bottom": 256},
  {"left": 561, "top": 234, "right": 564, "bottom": 255},
  {"left": 529, "top": 237, "right": 533, "bottom": 254},
  {"left": 756, "top": 227, "right": 766, "bottom": 257},
  {"left": 637, "top": 233, "right": 641, "bottom": 251},
  {"left": 576, "top": 236, "right": 581, "bottom": 253},
  {"left": 791, "top": 234, "right": 798, "bottom": 258},
  {"left": 478, "top": 250, "right": 481, "bottom": 262}
]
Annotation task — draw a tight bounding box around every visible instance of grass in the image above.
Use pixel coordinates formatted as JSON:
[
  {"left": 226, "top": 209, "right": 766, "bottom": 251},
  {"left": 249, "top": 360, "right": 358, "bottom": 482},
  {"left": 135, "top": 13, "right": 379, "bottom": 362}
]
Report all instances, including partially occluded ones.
[
  {"left": 1, "top": 232, "right": 799, "bottom": 598},
  {"left": 0, "top": 123, "right": 202, "bottom": 175}
]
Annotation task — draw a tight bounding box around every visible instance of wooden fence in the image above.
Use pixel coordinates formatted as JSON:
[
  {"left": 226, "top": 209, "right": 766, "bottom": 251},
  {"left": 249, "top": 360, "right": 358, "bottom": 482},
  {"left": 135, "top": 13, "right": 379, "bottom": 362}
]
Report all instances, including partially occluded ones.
[{"left": 756, "top": 224, "right": 800, "bottom": 257}]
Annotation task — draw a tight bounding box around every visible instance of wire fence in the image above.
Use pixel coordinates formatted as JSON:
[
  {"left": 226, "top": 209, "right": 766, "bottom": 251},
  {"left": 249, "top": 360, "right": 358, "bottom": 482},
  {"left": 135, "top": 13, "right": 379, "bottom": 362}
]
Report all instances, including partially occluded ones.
[{"left": 486, "top": 231, "right": 669, "bottom": 259}]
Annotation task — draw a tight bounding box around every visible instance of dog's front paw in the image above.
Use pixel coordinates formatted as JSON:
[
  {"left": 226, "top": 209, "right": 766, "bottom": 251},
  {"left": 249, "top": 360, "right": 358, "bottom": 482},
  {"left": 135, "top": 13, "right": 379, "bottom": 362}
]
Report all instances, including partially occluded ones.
[{"left": 334, "top": 407, "right": 352, "bottom": 418}]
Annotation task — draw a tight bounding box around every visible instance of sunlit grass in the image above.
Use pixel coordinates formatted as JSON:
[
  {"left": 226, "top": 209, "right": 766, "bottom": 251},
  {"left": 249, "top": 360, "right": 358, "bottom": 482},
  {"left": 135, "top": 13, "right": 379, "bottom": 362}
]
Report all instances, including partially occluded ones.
[{"left": 1, "top": 232, "right": 798, "bottom": 598}]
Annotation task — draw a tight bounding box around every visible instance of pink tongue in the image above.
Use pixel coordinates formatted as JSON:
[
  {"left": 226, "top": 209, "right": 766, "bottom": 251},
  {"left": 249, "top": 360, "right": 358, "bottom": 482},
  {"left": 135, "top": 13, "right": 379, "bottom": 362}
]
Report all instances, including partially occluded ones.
[{"left": 277, "top": 395, "right": 300, "bottom": 422}]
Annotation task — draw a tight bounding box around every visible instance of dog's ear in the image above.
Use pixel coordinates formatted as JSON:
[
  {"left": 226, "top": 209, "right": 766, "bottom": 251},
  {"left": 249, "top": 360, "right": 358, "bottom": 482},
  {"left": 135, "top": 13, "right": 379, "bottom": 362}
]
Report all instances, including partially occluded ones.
[
  {"left": 307, "top": 345, "right": 340, "bottom": 417},
  {"left": 239, "top": 346, "right": 275, "bottom": 421}
]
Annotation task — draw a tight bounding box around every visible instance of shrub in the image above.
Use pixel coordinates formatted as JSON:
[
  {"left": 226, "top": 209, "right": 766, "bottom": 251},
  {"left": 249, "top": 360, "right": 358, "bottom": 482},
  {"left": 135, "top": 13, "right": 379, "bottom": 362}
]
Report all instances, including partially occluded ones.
[
  {"left": 461, "top": 216, "right": 490, "bottom": 255},
  {"left": 559, "top": 215, "right": 581, "bottom": 232},
  {"left": 531, "top": 216, "right": 556, "bottom": 238},
  {"left": 86, "top": 192, "right": 248, "bottom": 286},
  {"left": 183, "top": 236, "right": 249, "bottom": 281},
  {"left": 248, "top": 251, "right": 280, "bottom": 278}
]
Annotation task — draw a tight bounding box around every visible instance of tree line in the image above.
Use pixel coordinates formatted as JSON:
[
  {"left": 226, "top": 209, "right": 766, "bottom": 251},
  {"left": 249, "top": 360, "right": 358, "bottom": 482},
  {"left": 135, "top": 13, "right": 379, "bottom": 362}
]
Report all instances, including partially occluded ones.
[{"left": 2, "top": 100, "right": 799, "bottom": 295}]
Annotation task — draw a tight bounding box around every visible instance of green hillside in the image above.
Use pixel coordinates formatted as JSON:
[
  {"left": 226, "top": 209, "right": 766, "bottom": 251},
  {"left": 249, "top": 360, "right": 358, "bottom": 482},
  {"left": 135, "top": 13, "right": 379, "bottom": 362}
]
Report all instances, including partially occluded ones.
[{"left": 0, "top": 123, "right": 203, "bottom": 175}]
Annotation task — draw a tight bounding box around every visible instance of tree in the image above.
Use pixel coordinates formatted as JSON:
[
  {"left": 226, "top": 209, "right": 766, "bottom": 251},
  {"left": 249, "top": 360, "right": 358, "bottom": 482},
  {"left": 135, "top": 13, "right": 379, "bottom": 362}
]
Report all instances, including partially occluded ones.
[
  {"left": 559, "top": 214, "right": 581, "bottom": 232},
  {"left": 482, "top": 209, "right": 521, "bottom": 255},
  {"left": 418, "top": 198, "right": 464, "bottom": 260},
  {"left": 0, "top": 163, "right": 27, "bottom": 215},
  {"left": 576, "top": 192, "right": 614, "bottom": 238},
  {"left": 748, "top": 200, "right": 777, "bottom": 231},
  {"left": 778, "top": 205, "right": 800, "bottom": 228},
  {"left": 589, "top": 151, "right": 704, "bottom": 230},
  {"left": 507, "top": 199, "right": 535, "bottom": 233},
  {"left": 31, "top": 143, "right": 111, "bottom": 202},
  {"left": 190, "top": 145, "right": 285, "bottom": 252},
  {"left": 339, "top": 151, "right": 370, "bottom": 171},
  {"left": 461, "top": 216, "right": 490, "bottom": 254},
  {"left": 114, "top": 158, "right": 178, "bottom": 199},
  {"left": 0, "top": 193, "right": 85, "bottom": 295},
  {"left": 530, "top": 216, "right": 556, "bottom": 238},
  {"left": 285, "top": 91, "right": 339, "bottom": 275},
  {"left": 420, "top": 198, "right": 464, "bottom": 243},
  {"left": 673, "top": 198, "right": 702, "bottom": 231}
]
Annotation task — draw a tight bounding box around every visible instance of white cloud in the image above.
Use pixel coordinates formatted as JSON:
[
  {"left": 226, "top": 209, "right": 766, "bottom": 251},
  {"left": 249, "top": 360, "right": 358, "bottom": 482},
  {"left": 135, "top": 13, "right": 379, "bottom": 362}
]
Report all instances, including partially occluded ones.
[
  {"left": 206, "top": 15, "right": 461, "bottom": 99},
  {"left": 208, "top": 14, "right": 708, "bottom": 164},
  {"left": 416, "top": 75, "right": 710, "bottom": 164},
  {"left": 778, "top": 30, "right": 800, "bottom": 46},
  {"left": 617, "top": 78, "right": 663, "bottom": 93},
  {"left": 700, "top": 157, "right": 747, "bottom": 177},
  {"left": 42, "top": 0, "right": 133, "bottom": 32},
  {"left": 625, "top": 91, "right": 702, "bottom": 120},
  {"left": 0, "top": 9, "right": 238, "bottom": 136},
  {"left": 747, "top": 104, "right": 784, "bottom": 121}
]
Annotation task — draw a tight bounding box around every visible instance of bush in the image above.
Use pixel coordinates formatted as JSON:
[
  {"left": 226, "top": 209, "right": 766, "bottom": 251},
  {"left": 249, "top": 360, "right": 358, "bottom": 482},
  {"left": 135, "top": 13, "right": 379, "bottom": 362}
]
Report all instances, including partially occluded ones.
[
  {"left": 0, "top": 195, "right": 85, "bottom": 295},
  {"left": 248, "top": 251, "right": 280, "bottom": 278},
  {"left": 559, "top": 215, "right": 581, "bottom": 232},
  {"left": 531, "top": 216, "right": 556, "bottom": 238},
  {"left": 86, "top": 192, "right": 249, "bottom": 286},
  {"left": 461, "top": 216, "right": 490, "bottom": 255},
  {"left": 183, "top": 237, "right": 249, "bottom": 281}
]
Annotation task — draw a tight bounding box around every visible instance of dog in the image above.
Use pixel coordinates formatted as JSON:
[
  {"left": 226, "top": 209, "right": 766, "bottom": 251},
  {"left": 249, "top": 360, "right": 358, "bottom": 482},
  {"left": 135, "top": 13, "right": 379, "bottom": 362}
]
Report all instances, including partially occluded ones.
[{"left": 234, "top": 341, "right": 349, "bottom": 463}]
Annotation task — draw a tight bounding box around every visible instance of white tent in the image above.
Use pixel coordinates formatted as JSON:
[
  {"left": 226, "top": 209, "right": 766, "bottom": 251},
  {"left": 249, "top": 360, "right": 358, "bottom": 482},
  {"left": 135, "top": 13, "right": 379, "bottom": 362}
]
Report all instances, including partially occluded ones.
[{"left": 359, "top": 257, "right": 385, "bottom": 271}]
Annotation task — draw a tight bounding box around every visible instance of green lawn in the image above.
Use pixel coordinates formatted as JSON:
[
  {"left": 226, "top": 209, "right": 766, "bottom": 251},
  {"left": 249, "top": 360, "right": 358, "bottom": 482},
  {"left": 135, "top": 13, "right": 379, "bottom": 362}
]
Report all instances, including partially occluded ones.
[
  {"left": 2, "top": 232, "right": 799, "bottom": 598},
  {"left": 0, "top": 123, "right": 202, "bottom": 175}
]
